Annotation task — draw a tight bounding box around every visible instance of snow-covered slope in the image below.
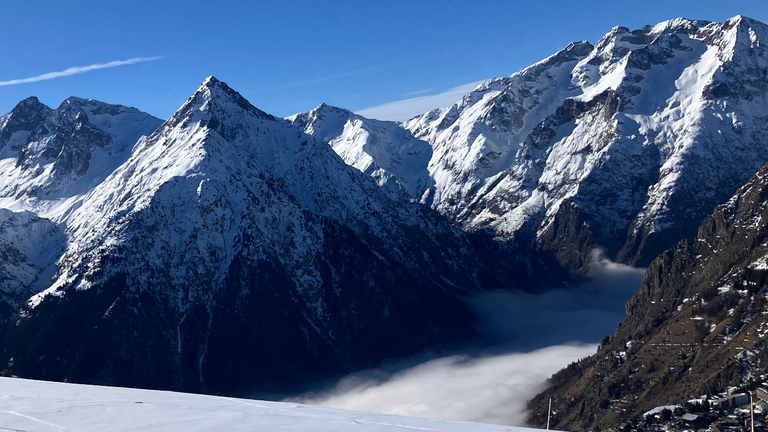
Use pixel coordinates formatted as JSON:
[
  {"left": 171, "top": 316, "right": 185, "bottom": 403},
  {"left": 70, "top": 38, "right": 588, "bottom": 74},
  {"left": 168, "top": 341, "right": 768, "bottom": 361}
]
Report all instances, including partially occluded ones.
[
  {"left": 309, "top": 16, "right": 768, "bottom": 272},
  {"left": 0, "top": 377, "right": 539, "bottom": 432},
  {"left": 0, "top": 78, "right": 531, "bottom": 395},
  {"left": 404, "top": 40, "right": 595, "bottom": 233},
  {"left": 288, "top": 103, "right": 435, "bottom": 202}
]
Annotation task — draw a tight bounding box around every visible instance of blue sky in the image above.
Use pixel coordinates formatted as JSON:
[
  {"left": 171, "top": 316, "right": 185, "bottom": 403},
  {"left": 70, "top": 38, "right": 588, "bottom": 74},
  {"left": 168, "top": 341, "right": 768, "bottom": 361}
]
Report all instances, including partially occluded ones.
[{"left": 1, "top": 0, "right": 766, "bottom": 121}]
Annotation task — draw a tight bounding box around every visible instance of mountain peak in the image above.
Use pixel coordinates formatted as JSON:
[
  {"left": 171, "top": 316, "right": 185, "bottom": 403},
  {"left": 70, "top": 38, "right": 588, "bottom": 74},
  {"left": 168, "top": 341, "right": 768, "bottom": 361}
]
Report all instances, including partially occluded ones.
[
  {"left": 563, "top": 40, "right": 594, "bottom": 53},
  {"left": 196, "top": 76, "right": 245, "bottom": 102},
  {"left": 15, "top": 96, "right": 46, "bottom": 109},
  {"left": 56, "top": 97, "right": 92, "bottom": 118},
  {"left": 726, "top": 14, "right": 749, "bottom": 27},
  {"left": 636, "top": 17, "right": 706, "bottom": 40},
  {"left": 288, "top": 103, "right": 359, "bottom": 142},
  {"left": 590, "top": 17, "right": 704, "bottom": 51},
  {"left": 8, "top": 96, "right": 50, "bottom": 118},
  {"left": 0, "top": 97, "right": 52, "bottom": 150},
  {"left": 165, "top": 77, "right": 276, "bottom": 137},
  {"left": 202, "top": 75, "right": 221, "bottom": 86},
  {"left": 195, "top": 76, "right": 234, "bottom": 98},
  {"left": 312, "top": 102, "right": 352, "bottom": 116},
  {"left": 63, "top": 96, "right": 90, "bottom": 104},
  {"left": 723, "top": 14, "right": 768, "bottom": 34},
  {"left": 286, "top": 104, "right": 349, "bottom": 130},
  {"left": 545, "top": 39, "right": 595, "bottom": 65},
  {"left": 192, "top": 76, "right": 272, "bottom": 119}
]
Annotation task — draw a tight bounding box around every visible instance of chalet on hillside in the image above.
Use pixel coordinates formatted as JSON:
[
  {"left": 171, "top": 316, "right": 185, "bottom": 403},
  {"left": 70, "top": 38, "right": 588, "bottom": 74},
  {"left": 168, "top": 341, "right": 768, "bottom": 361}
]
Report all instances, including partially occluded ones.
[{"left": 681, "top": 413, "right": 708, "bottom": 428}]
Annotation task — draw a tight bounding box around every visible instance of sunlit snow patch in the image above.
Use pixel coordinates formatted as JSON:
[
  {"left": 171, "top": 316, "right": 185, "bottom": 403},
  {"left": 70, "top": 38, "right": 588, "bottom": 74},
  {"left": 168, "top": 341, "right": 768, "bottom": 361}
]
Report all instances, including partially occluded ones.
[{"left": 0, "top": 377, "right": 549, "bottom": 432}]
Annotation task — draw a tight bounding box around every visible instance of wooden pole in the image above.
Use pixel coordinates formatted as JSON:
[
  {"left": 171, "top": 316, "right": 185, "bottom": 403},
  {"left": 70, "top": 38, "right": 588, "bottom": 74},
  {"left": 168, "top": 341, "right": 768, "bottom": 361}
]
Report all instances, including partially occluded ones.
[{"left": 547, "top": 398, "right": 552, "bottom": 430}]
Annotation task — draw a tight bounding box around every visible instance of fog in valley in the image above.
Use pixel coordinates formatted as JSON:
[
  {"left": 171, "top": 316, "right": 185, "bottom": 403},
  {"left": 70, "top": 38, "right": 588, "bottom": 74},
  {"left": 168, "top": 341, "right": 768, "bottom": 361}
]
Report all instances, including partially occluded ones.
[{"left": 290, "top": 254, "right": 647, "bottom": 426}]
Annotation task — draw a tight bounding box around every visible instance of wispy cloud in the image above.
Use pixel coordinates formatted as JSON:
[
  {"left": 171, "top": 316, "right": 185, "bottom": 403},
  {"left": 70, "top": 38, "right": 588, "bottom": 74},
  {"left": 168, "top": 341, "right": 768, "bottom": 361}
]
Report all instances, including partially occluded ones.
[
  {"left": 404, "top": 88, "right": 433, "bottom": 96},
  {"left": 356, "top": 81, "right": 484, "bottom": 122},
  {"left": 0, "top": 57, "right": 162, "bottom": 87}
]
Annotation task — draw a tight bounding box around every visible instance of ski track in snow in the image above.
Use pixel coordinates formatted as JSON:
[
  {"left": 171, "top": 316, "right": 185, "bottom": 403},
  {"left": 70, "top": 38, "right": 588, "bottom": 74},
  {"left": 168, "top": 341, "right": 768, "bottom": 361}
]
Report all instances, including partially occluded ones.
[{"left": 4, "top": 411, "right": 65, "bottom": 430}]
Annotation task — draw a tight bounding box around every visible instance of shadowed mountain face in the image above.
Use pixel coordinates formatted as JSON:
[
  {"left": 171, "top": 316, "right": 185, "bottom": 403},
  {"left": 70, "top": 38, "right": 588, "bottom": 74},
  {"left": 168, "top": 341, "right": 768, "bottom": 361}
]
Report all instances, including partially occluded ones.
[
  {"left": 298, "top": 16, "right": 768, "bottom": 274},
  {"left": 0, "top": 209, "right": 65, "bottom": 325},
  {"left": 0, "top": 78, "right": 535, "bottom": 395}
]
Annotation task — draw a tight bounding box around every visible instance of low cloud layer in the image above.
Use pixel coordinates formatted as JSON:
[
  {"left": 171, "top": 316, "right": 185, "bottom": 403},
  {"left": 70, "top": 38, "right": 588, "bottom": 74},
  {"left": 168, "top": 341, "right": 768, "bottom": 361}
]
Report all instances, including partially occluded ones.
[
  {"left": 467, "top": 253, "right": 647, "bottom": 350},
  {"left": 293, "top": 344, "right": 595, "bottom": 426},
  {"left": 356, "top": 81, "right": 483, "bottom": 121},
  {"left": 290, "top": 255, "right": 646, "bottom": 426},
  {"left": 0, "top": 57, "right": 161, "bottom": 87}
]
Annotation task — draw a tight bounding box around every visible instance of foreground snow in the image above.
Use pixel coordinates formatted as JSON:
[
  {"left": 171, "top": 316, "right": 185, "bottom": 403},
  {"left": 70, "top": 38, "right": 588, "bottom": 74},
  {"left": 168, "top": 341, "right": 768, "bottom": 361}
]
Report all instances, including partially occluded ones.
[{"left": 0, "top": 377, "right": 548, "bottom": 432}]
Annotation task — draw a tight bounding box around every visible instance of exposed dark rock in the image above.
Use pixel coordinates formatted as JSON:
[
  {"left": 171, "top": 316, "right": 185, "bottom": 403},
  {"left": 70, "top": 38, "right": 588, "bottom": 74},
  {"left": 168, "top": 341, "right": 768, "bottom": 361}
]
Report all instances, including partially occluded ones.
[{"left": 0, "top": 97, "right": 51, "bottom": 151}]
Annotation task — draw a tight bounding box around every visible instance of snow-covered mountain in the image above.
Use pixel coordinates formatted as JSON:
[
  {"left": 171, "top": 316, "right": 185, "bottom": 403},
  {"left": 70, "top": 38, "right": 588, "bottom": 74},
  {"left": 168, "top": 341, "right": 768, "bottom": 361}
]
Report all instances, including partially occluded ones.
[
  {"left": 0, "top": 96, "right": 163, "bottom": 217},
  {"left": 306, "top": 16, "right": 768, "bottom": 272},
  {"left": 0, "top": 96, "right": 162, "bottom": 324},
  {"left": 288, "top": 103, "right": 435, "bottom": 202},
  {"left": 0, "top": 78, "right": 533, "bottom": 395}
]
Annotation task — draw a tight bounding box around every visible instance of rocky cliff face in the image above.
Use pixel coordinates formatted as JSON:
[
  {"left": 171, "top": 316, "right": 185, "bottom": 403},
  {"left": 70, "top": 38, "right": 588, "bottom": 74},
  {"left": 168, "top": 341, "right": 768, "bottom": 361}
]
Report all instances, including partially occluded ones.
[
  {"left": 528, "top": 159, "right": 768, "bottom": 431},
  {"left": 305, "top": 16, "right": 768, "bottom": 273},
  {"left": 0, "top": 78, "right": 533, "bottom": 395},
  {"left": 0, "top": 97, "right": 52, "bottom": 152}
]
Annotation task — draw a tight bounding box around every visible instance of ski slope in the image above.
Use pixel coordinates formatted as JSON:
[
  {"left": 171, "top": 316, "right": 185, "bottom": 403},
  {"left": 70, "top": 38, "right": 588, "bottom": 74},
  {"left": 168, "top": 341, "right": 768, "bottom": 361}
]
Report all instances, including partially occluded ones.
[{"left": 0, "top": 377, "right": 550, "bottom": 432}]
